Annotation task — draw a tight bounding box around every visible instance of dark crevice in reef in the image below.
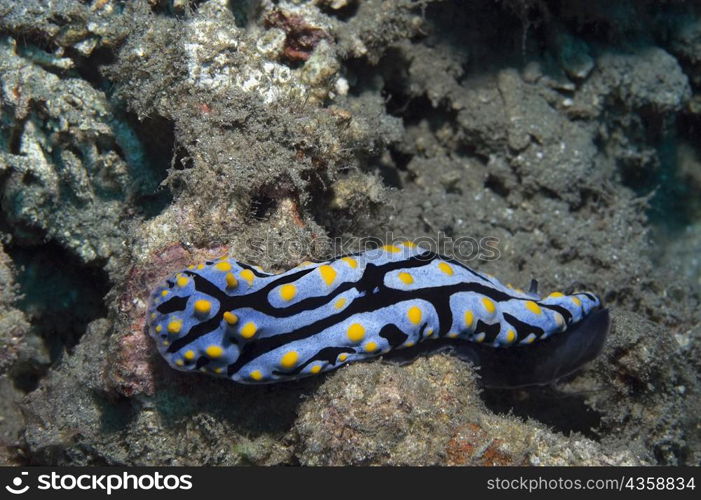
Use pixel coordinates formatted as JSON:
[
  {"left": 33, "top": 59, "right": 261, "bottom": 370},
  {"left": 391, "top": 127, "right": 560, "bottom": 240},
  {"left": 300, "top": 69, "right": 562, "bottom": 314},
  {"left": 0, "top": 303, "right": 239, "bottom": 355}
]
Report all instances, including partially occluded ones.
[
  {"left": 376, "top": 163, "right": 403, "bottom": 189},
  {"left": 388, "top": 147, "right": 414, "bottom": 172},
  {"left": 249, "top": 194, "right": 278, "bottom": 221},
  {"left": 343, "top": 57, "right": 377, "bottom": 98},
  {"left": 67, "top": 44, "right": 118, "bottom": 94},
  {"left": 4, "top": 240, "right": 110, "bottom": 366},
  {"left": 149, "top": 0, "right": 210, "bottom": 18},
  {"left": 480, "top": 385, "right": 604, "bottom": 440},
  {"left": 383, "top": 88, "right": 436, "bottom": 126},
  {"left": 6, "top": 116, "right": 25, "bottom": 156},
  {"left": 307, "top": 184, "right": 345, "bottom": 238},
  {"left": 10, "top": 362, "right": 44, "bottom": 394},
  {"left": 121, "top": 112, "right": 175, "bottom": 219},
  {"left": 427, "top": 0, "right": 537, "bottom": 71},
  {"left": 646, "top": 112, "right": 701, "bottom": 233},
  {"left": 617, "top": 114, "right": 697, "bottom": 236},
  {"left": 484, "top": 174, "right": 511, "bottom": 199},
  {"left": 97, "top": 394, "right": 136, "bottom": 434}
]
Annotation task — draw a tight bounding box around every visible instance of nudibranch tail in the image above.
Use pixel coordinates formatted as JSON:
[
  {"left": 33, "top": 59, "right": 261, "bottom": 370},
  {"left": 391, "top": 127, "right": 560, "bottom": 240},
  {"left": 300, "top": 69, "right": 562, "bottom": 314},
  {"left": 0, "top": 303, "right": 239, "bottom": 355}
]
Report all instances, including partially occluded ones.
[
  {"left": 146, "top": 243, "right": 607, "bottom": 386},
  {"left": 452, "top": 307, "right": 610, "bottom": 388}
]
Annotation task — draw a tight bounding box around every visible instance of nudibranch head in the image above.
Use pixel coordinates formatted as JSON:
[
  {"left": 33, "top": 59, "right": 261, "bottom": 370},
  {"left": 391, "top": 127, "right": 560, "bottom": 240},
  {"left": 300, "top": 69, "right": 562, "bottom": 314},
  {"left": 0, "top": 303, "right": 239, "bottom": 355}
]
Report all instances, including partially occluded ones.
[{"left": 147, "top": 258, "right": 261, "bottom": 378}]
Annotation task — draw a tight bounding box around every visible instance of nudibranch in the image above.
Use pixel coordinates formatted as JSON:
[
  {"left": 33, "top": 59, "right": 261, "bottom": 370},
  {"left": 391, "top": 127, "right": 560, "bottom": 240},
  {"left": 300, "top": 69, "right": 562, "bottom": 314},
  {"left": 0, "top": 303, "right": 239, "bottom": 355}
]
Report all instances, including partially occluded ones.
[{"left": 146, "top": 243, "right": 609, "bottom": 387}]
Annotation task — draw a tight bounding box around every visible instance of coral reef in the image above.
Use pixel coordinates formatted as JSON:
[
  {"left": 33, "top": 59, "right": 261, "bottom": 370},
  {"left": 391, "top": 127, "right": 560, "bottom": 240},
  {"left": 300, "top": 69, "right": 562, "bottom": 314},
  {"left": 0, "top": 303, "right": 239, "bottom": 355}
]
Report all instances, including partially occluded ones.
[
  {"left": 0, "top": 0, "right": 699, "bottom": 466},
  {"left": 294, "top": 356, "right": 641, "bottom": 465},
  {"left": 0, "top": 242, "right": 35, "bottom": 464},
  {"left": 0, "top": 35, "right": 163, "bottom": 267}
]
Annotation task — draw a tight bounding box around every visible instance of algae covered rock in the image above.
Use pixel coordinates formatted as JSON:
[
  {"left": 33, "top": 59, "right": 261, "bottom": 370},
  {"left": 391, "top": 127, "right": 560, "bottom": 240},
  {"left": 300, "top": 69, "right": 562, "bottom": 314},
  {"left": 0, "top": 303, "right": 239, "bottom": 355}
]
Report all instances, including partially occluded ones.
[{"left": 0, "top": 35, "right": 162, "bottom": 266}]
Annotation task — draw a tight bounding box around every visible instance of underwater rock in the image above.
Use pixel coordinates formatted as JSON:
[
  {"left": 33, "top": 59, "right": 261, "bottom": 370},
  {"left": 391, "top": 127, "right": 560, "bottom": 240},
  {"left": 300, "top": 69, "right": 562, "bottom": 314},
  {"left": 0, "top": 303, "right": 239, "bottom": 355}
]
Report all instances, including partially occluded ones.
[
  {"left": 580, "top": 309, "right": 699, "bottom": 465},
  {"left": 293, "top": 355, "right": 641, "bottom": 465},
  {"left": 0, "top": 36, "right": 159, "bottom": 265},
  {"left": 0, "top": 0, "right": 129, "bottom": 54}
]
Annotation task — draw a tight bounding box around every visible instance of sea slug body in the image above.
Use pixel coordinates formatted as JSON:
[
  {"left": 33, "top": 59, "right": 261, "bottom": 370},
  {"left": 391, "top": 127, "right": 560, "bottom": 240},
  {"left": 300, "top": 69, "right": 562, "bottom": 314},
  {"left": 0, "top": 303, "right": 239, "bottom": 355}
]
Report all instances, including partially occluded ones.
[{"left": 146, "top": 243, "right": 609, "bottom": 386}]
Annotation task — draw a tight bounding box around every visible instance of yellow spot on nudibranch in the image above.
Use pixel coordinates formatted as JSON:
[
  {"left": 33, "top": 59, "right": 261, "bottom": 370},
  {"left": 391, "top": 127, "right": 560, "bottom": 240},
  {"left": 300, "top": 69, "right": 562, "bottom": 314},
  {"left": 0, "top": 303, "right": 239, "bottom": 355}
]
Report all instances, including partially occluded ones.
[
  {"left": 176, "top": 276, "right": 190, "bottom": 288},
  {"left": 548, "top": 292, "right": 565, "bottom": 298},
  {"left": 310, "top": 364, "right": 322, "bottom": 374},
  {"left": 194, "top": 299, "right": 212, "bottom": 316},
  {"left": 167, "top": 320, "right": 182, "bottom": 334},
  {"left": 280, "top": 351, "right": 299, "bottom": 369},
  {"left": 187, "top": 265, "right": 195, "bottom": 270},
  {"left": 225, "top": 272, "right": 238, "bottom": 289},
  {"left": 407, "top": 306, "right": 422, "bottom": 325},
  {"left": 474, "top": 332, "right": 486, "bottom": 343},
  {"left": 398, "top": 272, "right": 414, "bottom": 285},
  {"left": 382, "top": 245, "right": 401, "bottom": 253},
  {"left": 279, "top": 283, "right": 297, "bottom": 301},
  {"left": 197, "top": 263, "right": 205, "bottom": 270},
  {"left": 161, "top": 290, "right": 169, "bottom": 297},
  {"left": 214, "top": 261, "right": 232, "bottom": 272},
  {"left": 338, "top": 353, "right": 349, "bottom": 362},
  {"left": 481, "top": 297, "right": 496, "bottom": 315},
  {"left": 438, "top": 261, "right": 454, "bottom": 276},
  {"left": 571, "top": 296, "right": 582, "bottom": 306},
  {"left": 334, "top": 298, "right": 347, "bottom": 309},
  {"left": 155, "top": 325, "right": 163, "bottom": 333},
  {"left": 425, "top": 328, "right": 434, "bottom": 337},
  {"left": 364, "top": 341, "right": 378, "bottom": 352},
  {"left": 184, "top": 350, "right": 195, "bottom": 361},
  {"left": 319, "top": 265, "right": 337, "bottom": 286},
  {"left": 525, "top": 301, "right": 542, "bottom": 314},
  {"left": 505, "top": 329, "right": 516, "bottom": 344},
  {"left": 240, "top": 269, "right": 255, "bottom": 286},
  {"left": 464, "top": 310, "right": 475, "bottom": 329},
  {"left": 162, "top": 340, "right": 170, "bottom": 346},
  {"left": 250, "top": 370, "right": 263, "bottom": 381},
  {"left": 405, "top": 341, "right": 416, "bottom": 347},
  {"left": 347, "top": 323, "right": 365, "bottom": 343},
  {"left": 205, "top": 345, "right": 224, "bottom": 358},
  {"left": 447, "top": 332, "right": 459, "bottom": 338},
  {"left": 214, "top": 367, "right": 224, "bottom": 374},
  {"left": 175, "top": 359, "right": 184, "bottom": 367},
  {"left": 523, "top": 334, "right": 536, "bottom": 344},
  {"left": 223, "top": 311, "right": 238, "bottom": 325},
  {"left": 240, "top": 322, "right": 258, "bottom": 339},
  {"left": 341, "top": 257, "right": 358, "bottom": 268}
]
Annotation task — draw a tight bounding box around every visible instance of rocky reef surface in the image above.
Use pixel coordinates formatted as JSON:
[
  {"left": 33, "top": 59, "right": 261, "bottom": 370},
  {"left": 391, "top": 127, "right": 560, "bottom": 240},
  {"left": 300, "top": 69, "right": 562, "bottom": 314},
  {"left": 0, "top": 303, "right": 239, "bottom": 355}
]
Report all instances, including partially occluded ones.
[{"left": 0, "top": 0, "right": 699, "bottom": 465}]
